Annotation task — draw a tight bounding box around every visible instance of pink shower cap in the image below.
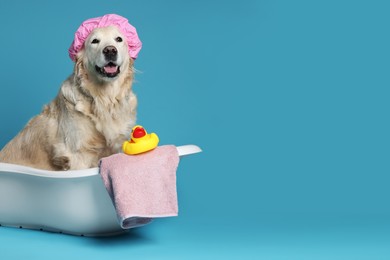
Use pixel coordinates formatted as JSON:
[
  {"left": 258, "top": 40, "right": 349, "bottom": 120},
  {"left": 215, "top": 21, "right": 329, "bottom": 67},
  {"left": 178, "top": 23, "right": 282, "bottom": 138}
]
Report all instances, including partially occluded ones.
[{"left": 68, "top": 14, "right": 142, "bottom": 61}]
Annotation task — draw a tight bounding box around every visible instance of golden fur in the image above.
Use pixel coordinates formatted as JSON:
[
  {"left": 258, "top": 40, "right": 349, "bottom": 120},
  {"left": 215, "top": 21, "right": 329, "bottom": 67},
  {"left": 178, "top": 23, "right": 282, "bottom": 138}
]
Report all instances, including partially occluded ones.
[{"left": 0, "top": 26, "right": 137, "bottom": 170}]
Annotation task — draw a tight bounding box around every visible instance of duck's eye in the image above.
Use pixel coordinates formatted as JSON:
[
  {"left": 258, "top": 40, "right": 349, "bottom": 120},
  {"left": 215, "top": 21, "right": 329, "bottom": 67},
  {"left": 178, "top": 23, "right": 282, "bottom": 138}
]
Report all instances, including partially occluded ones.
[
  {"left": 91, "top": 39, "right": 100, "bottom": 44},
  {"left": 115, "top": 37, "right": 123, "bottom": 42}
]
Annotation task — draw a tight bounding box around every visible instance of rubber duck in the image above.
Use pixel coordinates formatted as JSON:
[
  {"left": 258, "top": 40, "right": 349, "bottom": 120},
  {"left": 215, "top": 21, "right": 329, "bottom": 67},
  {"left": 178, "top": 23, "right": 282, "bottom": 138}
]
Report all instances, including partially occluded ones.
[{"left": 122, "top": 125, "right": 159, "bottom": 155}]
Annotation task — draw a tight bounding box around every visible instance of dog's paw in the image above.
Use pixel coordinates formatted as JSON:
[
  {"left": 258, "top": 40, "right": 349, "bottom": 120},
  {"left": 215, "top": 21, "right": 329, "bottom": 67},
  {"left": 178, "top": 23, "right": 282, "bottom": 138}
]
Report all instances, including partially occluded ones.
[{"left": 52, "top": 156, "right": 71, "bottom": 171}]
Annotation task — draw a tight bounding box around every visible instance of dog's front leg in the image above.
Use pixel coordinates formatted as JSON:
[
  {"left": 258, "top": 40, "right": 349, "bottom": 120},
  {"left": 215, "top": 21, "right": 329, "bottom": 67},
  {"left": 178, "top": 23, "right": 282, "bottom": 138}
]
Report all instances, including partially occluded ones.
[{"left": 51, "top": 143, "right": 72, "bottom": 170}]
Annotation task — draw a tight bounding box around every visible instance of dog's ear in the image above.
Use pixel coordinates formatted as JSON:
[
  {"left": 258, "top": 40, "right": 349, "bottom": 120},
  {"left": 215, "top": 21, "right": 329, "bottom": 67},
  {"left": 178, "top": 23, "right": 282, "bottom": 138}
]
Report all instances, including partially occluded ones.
[
  {"left": 128, "top": 58, "right": 135, "bottom": 74},
  {"left": 120, "top": 57, "right": 135, "bottom": 85},
  {"left": 129, "top": 57, "right": 134, "bottom": 68},
  {"left": 74, "top": 50, "right": 87, "bottom": 81}
]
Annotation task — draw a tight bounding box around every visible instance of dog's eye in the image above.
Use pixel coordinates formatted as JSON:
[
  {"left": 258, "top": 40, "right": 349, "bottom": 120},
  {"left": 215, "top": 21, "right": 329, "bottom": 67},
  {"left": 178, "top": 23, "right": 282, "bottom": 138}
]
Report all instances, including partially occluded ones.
[
  {"left": 91, "top": 39, "right": 100, "bottom": 44},
  {"left": 115, "top": 37, "right": 123, "bottom": 43}
]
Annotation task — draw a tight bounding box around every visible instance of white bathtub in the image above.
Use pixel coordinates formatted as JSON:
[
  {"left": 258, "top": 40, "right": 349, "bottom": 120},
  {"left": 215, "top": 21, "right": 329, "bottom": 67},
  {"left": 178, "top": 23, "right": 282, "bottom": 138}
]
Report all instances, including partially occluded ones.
[{"left": 0, "top": 145, "right": 201, "bottom": 236}]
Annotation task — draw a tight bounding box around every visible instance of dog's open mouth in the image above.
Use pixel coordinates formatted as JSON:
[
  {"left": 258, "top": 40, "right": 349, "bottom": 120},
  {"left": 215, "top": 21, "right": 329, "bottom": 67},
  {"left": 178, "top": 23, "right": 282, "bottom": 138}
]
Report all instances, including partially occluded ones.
[{"left": 95, "top": 62, "right": 120, "bottom": 78}]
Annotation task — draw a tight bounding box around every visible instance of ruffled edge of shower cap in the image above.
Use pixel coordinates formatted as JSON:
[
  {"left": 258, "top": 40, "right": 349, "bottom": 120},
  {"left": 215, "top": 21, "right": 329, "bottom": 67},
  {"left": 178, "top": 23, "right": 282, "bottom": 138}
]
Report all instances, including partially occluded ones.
[{"left": 68, "top": 14, "right": 142, "bottom": 61}]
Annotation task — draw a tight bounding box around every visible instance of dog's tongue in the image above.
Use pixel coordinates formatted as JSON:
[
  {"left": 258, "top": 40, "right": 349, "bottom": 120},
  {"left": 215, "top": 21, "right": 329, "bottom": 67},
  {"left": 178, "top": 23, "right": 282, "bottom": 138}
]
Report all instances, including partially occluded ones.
[{"left": 104, "top": 65, "right": 118, "bottom": 74}]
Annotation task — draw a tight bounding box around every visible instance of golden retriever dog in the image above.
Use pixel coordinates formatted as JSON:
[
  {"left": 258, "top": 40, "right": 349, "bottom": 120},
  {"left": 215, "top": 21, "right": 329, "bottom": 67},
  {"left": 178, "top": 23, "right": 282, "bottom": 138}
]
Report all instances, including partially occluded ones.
[{"left": 0, "top": 25, "right": 137, "bottom": 170}]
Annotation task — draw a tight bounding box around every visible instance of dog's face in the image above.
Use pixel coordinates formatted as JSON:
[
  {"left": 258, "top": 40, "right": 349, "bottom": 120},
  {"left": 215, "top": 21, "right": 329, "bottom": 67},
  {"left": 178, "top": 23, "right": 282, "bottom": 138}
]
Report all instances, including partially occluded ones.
[{"left": 82, "top": 26, "right": 130, "bottom": 81}]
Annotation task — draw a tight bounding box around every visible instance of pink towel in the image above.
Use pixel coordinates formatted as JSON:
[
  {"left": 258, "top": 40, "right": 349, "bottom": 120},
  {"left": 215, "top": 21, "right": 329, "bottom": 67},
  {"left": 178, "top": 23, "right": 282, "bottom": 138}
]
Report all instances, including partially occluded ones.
[{"left": 99, "top": 145, "right": 179, "bottom": 229}]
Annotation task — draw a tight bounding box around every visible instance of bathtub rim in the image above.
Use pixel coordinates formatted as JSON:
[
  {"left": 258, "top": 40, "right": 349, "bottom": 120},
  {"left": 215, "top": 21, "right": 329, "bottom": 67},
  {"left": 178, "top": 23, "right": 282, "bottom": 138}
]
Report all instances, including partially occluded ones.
[{"left": 0, "top": 144, "right": 201, "bottom": 179}]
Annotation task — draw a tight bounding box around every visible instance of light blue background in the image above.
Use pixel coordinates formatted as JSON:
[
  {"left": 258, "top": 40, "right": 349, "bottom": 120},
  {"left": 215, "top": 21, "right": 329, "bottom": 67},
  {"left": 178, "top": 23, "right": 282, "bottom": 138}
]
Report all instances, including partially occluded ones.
[{"left": 1, "top": 0, "right": 390, "bottom": 259}]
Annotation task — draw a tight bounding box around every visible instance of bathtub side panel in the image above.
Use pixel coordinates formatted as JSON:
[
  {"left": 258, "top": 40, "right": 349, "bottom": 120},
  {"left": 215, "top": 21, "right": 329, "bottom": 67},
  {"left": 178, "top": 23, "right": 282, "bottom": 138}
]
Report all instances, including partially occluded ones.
[{"left": 0, "top": 171, "right": 123, "bottom": 236}]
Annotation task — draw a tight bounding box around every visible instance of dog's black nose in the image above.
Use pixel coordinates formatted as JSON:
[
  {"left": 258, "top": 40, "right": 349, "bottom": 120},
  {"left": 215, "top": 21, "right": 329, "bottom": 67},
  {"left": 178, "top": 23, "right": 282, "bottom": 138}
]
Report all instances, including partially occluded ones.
[{"left": 103, "top": 46, "right": 117, "bottom": 61}]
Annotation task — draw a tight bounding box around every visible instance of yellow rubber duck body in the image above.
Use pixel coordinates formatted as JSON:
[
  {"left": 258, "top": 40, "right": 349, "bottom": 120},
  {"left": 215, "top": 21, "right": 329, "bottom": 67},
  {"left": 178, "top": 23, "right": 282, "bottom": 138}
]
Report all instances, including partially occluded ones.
[{"left": 122, "top": 125, "right": 159, "bottom": 155}]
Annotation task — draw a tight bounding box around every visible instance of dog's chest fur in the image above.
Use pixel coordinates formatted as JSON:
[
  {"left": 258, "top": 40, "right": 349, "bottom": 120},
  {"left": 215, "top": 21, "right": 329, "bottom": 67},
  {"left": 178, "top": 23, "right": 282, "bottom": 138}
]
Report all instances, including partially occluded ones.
[{"left": 59, "top": 76, "right": 137, "bottom": 157}]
